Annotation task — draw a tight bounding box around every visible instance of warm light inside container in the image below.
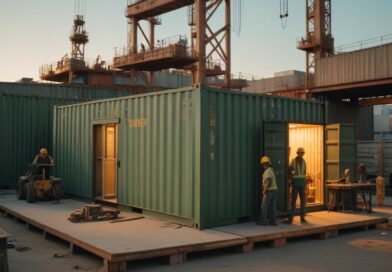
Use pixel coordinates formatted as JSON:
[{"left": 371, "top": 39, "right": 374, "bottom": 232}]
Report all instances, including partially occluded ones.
[{"left": 289, "top": 123, "right": 324, "bottom": 205}]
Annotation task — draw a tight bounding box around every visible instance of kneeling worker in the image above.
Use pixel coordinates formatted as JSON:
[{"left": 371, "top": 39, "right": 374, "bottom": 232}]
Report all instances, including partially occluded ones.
[{"left": 257, "top": 156, "right": 278, "bottom": 226}]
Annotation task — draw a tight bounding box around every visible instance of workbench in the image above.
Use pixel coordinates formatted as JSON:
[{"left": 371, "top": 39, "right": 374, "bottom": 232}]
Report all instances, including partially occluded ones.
[{"left": 327, "top": 183, "right": 375, "bottom": 213}]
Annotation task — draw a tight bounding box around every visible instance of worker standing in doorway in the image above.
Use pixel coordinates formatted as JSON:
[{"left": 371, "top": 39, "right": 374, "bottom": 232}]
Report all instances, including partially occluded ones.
[
  {"left": 283, "top": 147, "right": 307, "bottom": 224},
  {"left": 257, "top": 156, "right": 278, "bottom": 226}
]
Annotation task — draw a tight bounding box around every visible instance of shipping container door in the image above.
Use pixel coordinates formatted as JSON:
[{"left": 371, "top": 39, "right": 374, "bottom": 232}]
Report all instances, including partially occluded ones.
[
  {"left": 325, "top": 124, "right": 357, "bottom": 183},
  {"left": 103, "top": 125, "right": 117, "bottom": 200},
  {"left": 263, "top": 122, "right": 288, "bottom": 212},
  {"left": 93, "top": 124, "right": 118, "bottom": 203}
]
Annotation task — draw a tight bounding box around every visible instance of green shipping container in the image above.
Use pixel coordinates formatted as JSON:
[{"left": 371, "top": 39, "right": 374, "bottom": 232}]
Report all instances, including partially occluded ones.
[
  {"left": 0, "top": 82, "right": 137, "bottom": 188},
  {"left": 54, "top": 85, "right": 332, "bottom": 229}
]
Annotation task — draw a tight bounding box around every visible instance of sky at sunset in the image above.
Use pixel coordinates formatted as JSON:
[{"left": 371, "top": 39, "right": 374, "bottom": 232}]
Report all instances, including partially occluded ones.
[{"left": 0, "top": 0, "right": 391, "bottom": 82}]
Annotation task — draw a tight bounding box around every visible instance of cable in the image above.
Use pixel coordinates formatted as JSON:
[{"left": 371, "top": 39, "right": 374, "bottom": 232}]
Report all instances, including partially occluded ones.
[{"left": 280, "top": 0, "right": 289, "bottom": 29}]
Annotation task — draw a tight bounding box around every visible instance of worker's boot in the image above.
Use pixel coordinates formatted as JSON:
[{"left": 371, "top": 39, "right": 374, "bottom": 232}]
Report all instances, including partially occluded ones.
[
  {"left": 256, "top": 216, "right": 269, "bottom": 225},
  {"left": 269, "top": 220, "right": 277, "bottom": 226},
  {"left": 300, "top": 217, "right": 307, "bottom": 224}
]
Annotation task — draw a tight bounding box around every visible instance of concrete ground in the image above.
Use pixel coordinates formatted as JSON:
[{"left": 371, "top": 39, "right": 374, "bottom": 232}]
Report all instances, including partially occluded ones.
[{"left": 1, "top": 196, "right": 391, "bottom": 272}]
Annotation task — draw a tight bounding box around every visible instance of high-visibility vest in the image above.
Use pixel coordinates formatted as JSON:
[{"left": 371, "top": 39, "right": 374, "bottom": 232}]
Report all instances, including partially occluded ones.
[
  {"left": 263, "top": 167, "right": 278, "bottom": 191},
  {"left": 291, "top": 157, "right": 306, "bottom": 179}
]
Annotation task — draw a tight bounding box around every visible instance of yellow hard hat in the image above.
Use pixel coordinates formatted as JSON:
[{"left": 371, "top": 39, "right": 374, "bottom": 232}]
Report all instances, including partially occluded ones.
[
  {"left": 40, "top": 148, "right": 48, "bottom": 154},
  {"left": 260, "top": 156, "right": 270, "bottom": 165},
  {"left": 297, "top": 147, "right": 305, "bottom": 153}
]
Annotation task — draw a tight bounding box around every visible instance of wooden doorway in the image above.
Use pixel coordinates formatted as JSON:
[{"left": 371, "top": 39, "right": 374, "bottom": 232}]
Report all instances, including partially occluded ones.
[{"left": 94, "top": 124, "right": 118, "bottom": 203}]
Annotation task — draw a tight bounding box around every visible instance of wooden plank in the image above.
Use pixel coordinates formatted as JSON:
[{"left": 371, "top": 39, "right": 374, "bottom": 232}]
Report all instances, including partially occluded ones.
[{"left": 110, "top": 216, "right": 144, "bottom": 223}]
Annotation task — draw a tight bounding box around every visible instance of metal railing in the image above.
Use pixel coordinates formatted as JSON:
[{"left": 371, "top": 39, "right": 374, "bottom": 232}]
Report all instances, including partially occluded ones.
[
  {"left": 40, "top": 57, "right": 113, "bottom": 77},
  {"left": 335, "top": 33, "right": 392, "bottom": 53},
  {"left": 113, "top": 35, "right": 195, "bottom": 67},
  {"left": 233, "top": 72, "right": 261, "bottom": 81},
  {"left": 115, "top": 35, "right": 189, "bottom": 56}
]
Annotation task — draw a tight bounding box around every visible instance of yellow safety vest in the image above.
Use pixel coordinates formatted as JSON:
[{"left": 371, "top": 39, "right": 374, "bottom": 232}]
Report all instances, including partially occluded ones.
[{"left": 263, "top": 167, "right": 278, "bottom": 191}]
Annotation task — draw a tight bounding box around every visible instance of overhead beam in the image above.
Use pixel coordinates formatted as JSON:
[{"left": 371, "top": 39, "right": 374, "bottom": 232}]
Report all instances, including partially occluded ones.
[
  {"left": 358, "top": 97, "right": 392, "bottom": 106},
  {"left": 127, "top": 0, "right": 194, "bottom": 19}
]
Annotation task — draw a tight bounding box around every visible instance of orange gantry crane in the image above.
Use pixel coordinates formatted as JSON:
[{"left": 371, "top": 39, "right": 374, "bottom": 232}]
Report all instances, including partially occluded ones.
[{"left": 113, "top": 0, "right": 240, "bottom": 89}]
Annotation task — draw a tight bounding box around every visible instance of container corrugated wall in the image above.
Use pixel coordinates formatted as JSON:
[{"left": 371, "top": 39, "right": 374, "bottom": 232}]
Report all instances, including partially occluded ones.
[
  {"left": 0, "top": 94, "right": 78, "bottom": 187},
  {"left": 154, "top": 71, "right": 192, "bottom": 89},
  {"left": 328, "top": 100, "right": 373, "bottom": 141},
  {"left": 199, "top": 87, "right": 326, "bottom": 228},
  {"left": 357, "top": 140, "right": 392, "bottom": 184},
  {"left": 54, "top": 87, "right": 200, "bottom": 224},
  {"left": 315, "top": 43, "right": 392, "bottom": 87},
  {"left": 0, "top": 82, "right": 134, "bottom": 99},
  {"left": 0, "top": 82, "right": 138, "bottom": 188},
  {"left": 247, "top": 73, "right": 306, "bottom": 93},
  {"left": 384, "top": 141, "right": 392, "bottom": 185}
]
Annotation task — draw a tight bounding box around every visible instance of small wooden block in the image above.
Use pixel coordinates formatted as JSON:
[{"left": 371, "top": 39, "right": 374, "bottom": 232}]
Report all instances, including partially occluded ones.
[
  {"left": 103, "top": 260, "right": 127, "bottom": 272},
  {"left": 70, "top": 243, "right": 82, "bottom": 254},
  {"left": 319, "top": 230, "right": 339, "bottom": 240},
  {"left": 43, "top": 230, "right": 53, "bottom": 239},
  {"left": 271, "top": 238, "right": 286, "bottom": 248},
  {"left": 168, "top": 253, "right": 187, "bottom": 265},
  {"left": 362, "top": 225, "right": 369, "bottom": 231},
  {"left": 241, "top": 241, "right": 254, "bottom": 253},
  {"left": 376, "top": 223, "right": 392, "bottom": 231}
]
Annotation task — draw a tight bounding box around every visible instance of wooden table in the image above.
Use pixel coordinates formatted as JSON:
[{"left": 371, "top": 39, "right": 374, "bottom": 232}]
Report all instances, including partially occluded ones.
[
  {"left": 327, "top": 183, "right": 375, "bottom": 213},
  {"left": 0, "top": 228, "right": 9, "bottom": 272}
]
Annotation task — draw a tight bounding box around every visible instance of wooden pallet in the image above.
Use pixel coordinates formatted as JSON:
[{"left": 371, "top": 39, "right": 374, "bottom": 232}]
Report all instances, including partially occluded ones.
[
  {"left": 0, "top": 197, "right": 246, "bottom": 272},
  {"left": 1, "top": 195, "right": 390, "bottom": 272},
  {"left": 215, "top": 211, "right": 389, "bottom": 254}
]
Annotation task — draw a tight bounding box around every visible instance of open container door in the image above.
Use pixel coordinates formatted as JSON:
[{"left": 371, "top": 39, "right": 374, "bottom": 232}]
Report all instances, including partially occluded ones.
[
  {"left": 325, "top": 124, "right": 357, "bottom": 184},
  {"left": 263, "top": 122, "right": 288, "bottom": 213}
]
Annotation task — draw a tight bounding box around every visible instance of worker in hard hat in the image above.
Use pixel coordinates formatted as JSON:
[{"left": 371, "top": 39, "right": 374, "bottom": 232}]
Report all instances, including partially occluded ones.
[
  {"left": 256, "top": 156, "right": 278, "bottom": 226},
  {"left": 32, "top": 148, "right": 54, "bottom": 179},
  {"left": 283, "top": 147, "right": 307, "bottom": 224}
]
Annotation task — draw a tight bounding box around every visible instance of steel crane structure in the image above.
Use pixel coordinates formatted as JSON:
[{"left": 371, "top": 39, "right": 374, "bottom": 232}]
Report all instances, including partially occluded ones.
[
  {"left": 113, "top": 0, "right": 238, "bottom": 88},
  {"left": 296, "top": 0, "right": 334, "bottom": 95},
  {"left": 40, "top": 0, "right": 116, "bottom": 86}
]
